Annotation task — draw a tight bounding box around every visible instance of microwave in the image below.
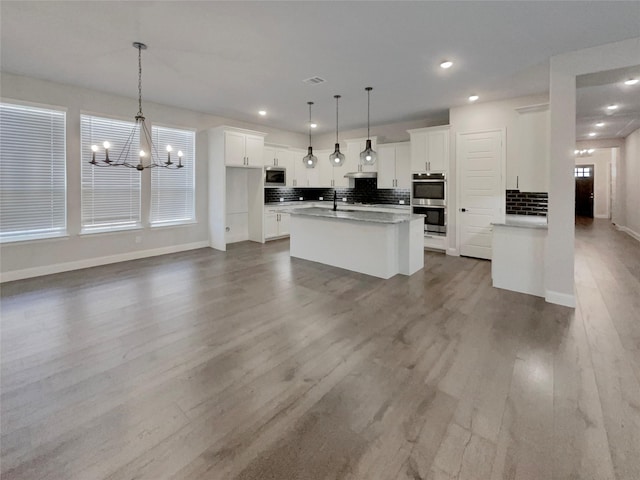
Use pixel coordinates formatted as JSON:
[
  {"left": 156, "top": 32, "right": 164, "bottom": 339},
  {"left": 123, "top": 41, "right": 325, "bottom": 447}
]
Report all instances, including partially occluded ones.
[
  {"left": 412, "top": 173, "right": 446, "bottom": 206},
  {"left": 412, "top": 205, "right": 446, "bottom": 235},
  {"left": 264, "top": 166, "right": 286, "bottom": 187}
]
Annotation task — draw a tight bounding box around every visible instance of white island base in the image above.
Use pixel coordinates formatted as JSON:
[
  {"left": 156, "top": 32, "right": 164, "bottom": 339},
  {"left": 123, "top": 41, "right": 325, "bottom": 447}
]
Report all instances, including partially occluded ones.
[{"left": 289, "top": 208, "right": 424, "bottom": 279}]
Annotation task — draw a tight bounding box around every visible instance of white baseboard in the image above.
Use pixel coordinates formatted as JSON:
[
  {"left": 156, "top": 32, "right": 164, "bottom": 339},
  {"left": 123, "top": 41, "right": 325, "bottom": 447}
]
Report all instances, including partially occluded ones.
[
  {"left": 616, "top": 225, "right": 640, "bottom": 242},
  {"left": 545, "top": 289, "right": 576, "bottom": 308},
  {"left": 0, "top": 241, "right": 210, "bottom": 283}
]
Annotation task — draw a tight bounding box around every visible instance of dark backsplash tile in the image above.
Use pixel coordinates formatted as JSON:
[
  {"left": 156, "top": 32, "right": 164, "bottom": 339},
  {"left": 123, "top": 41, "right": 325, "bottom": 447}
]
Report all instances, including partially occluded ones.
[
  {"left": 264, "top": 178, "right": 410, "bottom": 205},
  {"left": 506, "top": 189, "right": 548, "bottom": 216}
]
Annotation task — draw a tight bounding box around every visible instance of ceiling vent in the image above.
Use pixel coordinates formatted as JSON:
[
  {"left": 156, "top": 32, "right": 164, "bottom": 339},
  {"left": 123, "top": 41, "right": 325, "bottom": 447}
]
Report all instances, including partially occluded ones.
[{"left": 303, "top": 76, "right": 326, "bottom": 85}]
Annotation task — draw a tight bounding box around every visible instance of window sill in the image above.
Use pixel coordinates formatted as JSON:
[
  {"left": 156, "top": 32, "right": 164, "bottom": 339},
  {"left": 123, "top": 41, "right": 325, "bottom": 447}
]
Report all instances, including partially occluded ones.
[
  {"left": 79, "top": 225, "right": 143, "bottom": 236},
  {"left": 150, "top": 219, "right": 198, "bottom": 229},
  {"left": 0, "top": 232, "right": 69, "bottom": 245}
]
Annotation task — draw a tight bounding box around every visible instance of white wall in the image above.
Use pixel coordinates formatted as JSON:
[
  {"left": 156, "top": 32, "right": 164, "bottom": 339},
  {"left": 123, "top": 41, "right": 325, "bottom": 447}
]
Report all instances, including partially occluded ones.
[
  {"left": 547, "top": 36, "right": 640, "bottom": 307},
  {"left": 623, "top": 128, "right": 640, "bottom": 239},
  {"left": 0, "top": 72, "right": 306, "bottom": 280},
  {"left": 575, "top": 148, "right": 613, "bottom": 219}
]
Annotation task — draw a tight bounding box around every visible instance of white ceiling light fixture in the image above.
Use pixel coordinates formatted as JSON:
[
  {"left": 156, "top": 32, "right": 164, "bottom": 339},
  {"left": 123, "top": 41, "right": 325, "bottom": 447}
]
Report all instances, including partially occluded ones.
[
  {"left": 595, "top": 122, "right": 605, "bottom": 127},
  {"left": 329, "top": 95, "right": 346, "bottom": 167},
  {"left": 468, "top": 95, "right": 479, "bottom": 102},
  {"left": 310, "top": 123, "right": 317, "bottom": 129},
  {"left": 440, "top": 60, "right": 453, "bottom": 69},
  {"left": 258, "top": 110, "right": 267, "bottom": 116},
  {"left": 89, "top": 42, "right": 184, "bottom": 171},
  {"left": 575, "top": 149, "right": 595, "bottom": 157},
  {"left": 588, "top": 132, "right": 597, "bottom": 137},
  {"left": 624, "top": 78, "right": 638, "bottom": 86},
  {"left": 302, "top": 101, "right": 318, "bottom": 169},
  {"left": 607, "top": 104, "right": 619, "bottom": 110},
  {"left": 360, "top": 87, "right": 377, "bottom": 166}
]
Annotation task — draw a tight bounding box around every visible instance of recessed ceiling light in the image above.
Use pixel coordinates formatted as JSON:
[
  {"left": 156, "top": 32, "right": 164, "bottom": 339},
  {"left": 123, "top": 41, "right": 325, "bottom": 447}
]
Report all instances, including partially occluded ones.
[
  {"left": 607, "top": 104, "right": 619, "bottom": 110},
  {"left": 468, "top": 95, "right": 479, "bottom": 102},
  {"left": 440, "top": 60, "right": 453, "bottom": 69},
  {"left": 310, "top": 123, "right": 317, "bottom": 129},
  {"left": 595, "top": 122, "right": 605, "bottom": 127},
  {"left": 624, "top": 78, "right": 638, "bottom": 86},
  {"left": 587, "top": 149, "right": 595, "bottom": 154},
  {"left": 258, "top": 110, "right": 267, "bottom": 116},
  {"left": 588, "top": 132, "right": 596, "bottom": 137}
]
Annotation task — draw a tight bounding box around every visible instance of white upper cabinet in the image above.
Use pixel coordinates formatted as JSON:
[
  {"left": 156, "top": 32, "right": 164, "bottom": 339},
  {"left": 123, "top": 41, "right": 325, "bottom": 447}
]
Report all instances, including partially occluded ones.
[
  {"left": 408, "top": 126, "right": 450, "bottom": 173},
  {"left": 346, "top": 137, "right": 378, "bottom": 173},
  {"left": 377, "top": 142, "right": 411, "bottom": 189},
  {"left": 223, "top": 128, "right": 266, "bottom": 167},
  {"left": 515, "top": 104, "right": 549, "bottom": 192},
  {"left": 293, "top": 148, "right": 321, "bottom": 187},
  {"left": 264, "top": 145, "right": 295, "bottom": 186}
]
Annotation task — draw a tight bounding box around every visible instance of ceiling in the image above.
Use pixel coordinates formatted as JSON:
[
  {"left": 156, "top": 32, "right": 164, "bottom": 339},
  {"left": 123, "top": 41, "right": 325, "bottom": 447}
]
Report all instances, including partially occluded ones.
[
  {"left": 576, "top": 65, "right": 640, "bottom": 140},
  {"left": 1, "top": 1, "right": 639, "bottom": 135}
]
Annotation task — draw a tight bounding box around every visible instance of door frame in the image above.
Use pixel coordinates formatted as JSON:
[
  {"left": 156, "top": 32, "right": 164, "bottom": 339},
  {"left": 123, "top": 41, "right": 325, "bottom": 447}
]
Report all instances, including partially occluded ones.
[
  {"left": 574, "top": 163, "right": 595, "bottom": 218},
  {"left": 455, "top": 128, "right": 506, "bottom": 258}
]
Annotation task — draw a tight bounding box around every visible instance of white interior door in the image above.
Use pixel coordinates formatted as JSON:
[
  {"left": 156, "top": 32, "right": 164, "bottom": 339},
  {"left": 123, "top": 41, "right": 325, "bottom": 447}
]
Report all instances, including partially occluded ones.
[{"left": 457, "top": 130, "right": 505, "bottom": 260}]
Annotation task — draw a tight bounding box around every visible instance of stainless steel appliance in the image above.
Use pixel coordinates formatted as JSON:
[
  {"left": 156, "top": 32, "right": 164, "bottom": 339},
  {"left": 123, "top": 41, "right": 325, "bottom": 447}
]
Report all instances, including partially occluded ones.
[
  {"left": 412, "top": 173, "right": 446, "bottom": 206},
  {"left": 412, "top": 205, "right": 446, "bottom": 235},
  {"left": 264, "top": 166, "right": 286, "bottom": 187}
]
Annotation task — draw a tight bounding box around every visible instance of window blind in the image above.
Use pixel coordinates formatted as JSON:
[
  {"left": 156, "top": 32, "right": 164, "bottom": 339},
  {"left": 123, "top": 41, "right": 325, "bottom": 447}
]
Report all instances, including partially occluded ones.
[
  {"left": 81, "top": 115, "right": 141, "bottom": 231},
  {"left": 0, "top": 103, "right": 67, "bottom": 242},
  {"left": 150, "top": 126, "right": 195, "bottom": 225}
]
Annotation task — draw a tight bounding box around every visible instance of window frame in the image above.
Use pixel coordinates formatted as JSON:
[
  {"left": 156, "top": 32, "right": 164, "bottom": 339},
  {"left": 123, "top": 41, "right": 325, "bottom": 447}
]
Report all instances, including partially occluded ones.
[
  {"left": 0, "top": 99, "right": 68, "bottom": 243},
  {"left": 149, "top": 122, "right": 197, "bottom": 227}
]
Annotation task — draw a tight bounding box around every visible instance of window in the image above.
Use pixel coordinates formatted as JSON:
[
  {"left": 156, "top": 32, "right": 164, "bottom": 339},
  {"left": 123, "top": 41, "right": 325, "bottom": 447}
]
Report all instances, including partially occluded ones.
[
  {"left": 81, "top": 115, "right": 141, "bottom": 232},
  {"left": 150, "top": 125, "right": 195, "bottom": 226},
  {"left": 574, "top": 166, "right": 592, "bottom": 178},
  {"left": 0, "top": 102, "right": 66, "bottom": 242}
]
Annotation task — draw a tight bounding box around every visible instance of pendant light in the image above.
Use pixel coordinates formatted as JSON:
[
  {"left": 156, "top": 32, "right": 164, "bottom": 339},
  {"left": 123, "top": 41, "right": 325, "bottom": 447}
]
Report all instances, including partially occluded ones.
[
  {"left": 303, "top": 101, "right": 318, "bottom": 168},
  {"left": 360, "top": 87, "right": 377, "bottom": 166},
  {"left": 329, "top": 95, "right": 345, "bottom": 167}
]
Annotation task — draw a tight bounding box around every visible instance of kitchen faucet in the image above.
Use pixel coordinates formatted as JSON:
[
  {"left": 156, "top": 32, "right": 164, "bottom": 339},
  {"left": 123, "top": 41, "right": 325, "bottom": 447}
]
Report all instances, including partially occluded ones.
[{"left": 333, "top": 190, "right": 337, "bottom": 211}]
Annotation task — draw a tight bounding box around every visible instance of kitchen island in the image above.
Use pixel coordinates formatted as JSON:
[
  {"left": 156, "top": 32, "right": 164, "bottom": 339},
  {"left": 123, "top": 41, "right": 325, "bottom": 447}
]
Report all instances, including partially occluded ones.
[{"left": 289, "top": 207, "right": 424, "bottom": 279}]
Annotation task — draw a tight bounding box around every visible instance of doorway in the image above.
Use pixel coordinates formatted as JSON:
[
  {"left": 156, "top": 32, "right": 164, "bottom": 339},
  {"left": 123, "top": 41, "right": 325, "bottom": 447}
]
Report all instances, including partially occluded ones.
[{"left": 575, "top": 164, "right": 594, "bottom": 218}]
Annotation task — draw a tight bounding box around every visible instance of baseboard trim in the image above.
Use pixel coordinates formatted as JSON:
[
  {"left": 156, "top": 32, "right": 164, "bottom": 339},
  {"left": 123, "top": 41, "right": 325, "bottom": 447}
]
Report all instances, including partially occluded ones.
[
  {"left": 616, "top": 225, "right": 640, "bottom": 242},
  {"left": 545, "top": 289, "right": 576, "bottom": 308},
  {"left": 0, "top": 241, "right": 210, "bottom": 283}
]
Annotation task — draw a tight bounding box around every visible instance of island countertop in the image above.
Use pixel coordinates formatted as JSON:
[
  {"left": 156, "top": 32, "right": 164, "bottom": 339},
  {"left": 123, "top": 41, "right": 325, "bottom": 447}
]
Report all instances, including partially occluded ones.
[
  {"left": 492, "top": 214, "right": 548, "bottom": 230},
  {"left": 288, "top": 207, "right": 424, "bottom": 225}
]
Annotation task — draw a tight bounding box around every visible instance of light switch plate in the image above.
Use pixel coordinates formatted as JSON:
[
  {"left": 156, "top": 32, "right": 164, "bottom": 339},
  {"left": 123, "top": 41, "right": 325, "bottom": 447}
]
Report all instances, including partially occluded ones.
[
  {"left": 299, "top": 197, "right": 304, "bottom": 201},
  {"left": 319, "top": 196, "right": 323, "bottom": 201},
  {"left": 342, "top": 198, "right": 347, "bottom": 202},
  {"left": 399, "top": 200, "right": 405, "bottom": 204},
  {"left": 280, "top": 198, "right": 284, "bottom": 202}
]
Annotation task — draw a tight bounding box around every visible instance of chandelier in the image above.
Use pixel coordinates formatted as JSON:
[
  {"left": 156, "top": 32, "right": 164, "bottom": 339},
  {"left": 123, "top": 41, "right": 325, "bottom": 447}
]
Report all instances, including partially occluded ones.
[
  {"left": 89, "top": 42, "right": 184, "bottom": 171},
  {"left": 575, "top": 148, "right": 595, "bottom": 157}
]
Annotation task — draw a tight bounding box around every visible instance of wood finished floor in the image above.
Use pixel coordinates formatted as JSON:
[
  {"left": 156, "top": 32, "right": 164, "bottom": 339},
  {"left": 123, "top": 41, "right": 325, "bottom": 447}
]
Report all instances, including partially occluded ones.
[{"left": 1, "top": 218, "right": 639, "bottom": 480}]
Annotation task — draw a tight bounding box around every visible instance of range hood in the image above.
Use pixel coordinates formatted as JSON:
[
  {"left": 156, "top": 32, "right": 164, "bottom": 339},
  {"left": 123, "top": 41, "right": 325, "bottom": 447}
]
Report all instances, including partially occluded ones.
[{"left": 344, "top": 171, "right": 377, "bottom": 179}]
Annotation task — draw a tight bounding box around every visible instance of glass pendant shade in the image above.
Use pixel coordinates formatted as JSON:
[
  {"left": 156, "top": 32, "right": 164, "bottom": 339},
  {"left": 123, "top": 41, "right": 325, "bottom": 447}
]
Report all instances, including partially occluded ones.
[
  {"left": 329, "top": 144, "right": 345, "bottom": 166},
  {"left": 360, "top": 139, "right": 377, "bottom": 165},
  {"left": 329, "top": 94, "right": 345, "bottom": 167},
  {"left": 303, "top": 101, "right": 317, "bottom": 168},
  {"left": 360, "top": 87, "right": 377, "bottom": 166},
  {"left": 303, "top": 146, "right": 318, "bottom": 168}
]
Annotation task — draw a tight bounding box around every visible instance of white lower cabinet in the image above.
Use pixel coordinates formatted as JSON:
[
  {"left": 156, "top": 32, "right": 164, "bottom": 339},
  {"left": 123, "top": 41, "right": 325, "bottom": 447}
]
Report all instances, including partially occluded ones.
[{"left": 265, "top": 211, "right": 290, "bottom": 239}]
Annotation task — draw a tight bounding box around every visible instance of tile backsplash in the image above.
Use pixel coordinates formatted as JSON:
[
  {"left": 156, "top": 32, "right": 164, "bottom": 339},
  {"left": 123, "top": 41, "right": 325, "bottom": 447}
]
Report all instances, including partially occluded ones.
[
  {"left": 506, "top": 190, "right": 548, "bottom": 216},
  {"left": 264, "top": 178, "right": 410, "bottom": 205}
]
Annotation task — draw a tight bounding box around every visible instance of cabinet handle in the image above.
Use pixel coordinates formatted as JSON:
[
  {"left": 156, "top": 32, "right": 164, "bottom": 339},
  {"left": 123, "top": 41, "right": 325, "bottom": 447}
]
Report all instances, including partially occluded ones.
[
  {"left": 516, "top": 176, "right": 519, "bottom": 189},
  {"left": 425, "top": 161, "right": 428, "bottom": 171}
]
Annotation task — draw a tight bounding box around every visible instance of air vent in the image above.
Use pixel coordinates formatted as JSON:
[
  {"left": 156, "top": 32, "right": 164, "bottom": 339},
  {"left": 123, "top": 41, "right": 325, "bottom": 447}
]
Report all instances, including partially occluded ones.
[{"left": 303, "top": 76, "right": 326, "bottom": 85}]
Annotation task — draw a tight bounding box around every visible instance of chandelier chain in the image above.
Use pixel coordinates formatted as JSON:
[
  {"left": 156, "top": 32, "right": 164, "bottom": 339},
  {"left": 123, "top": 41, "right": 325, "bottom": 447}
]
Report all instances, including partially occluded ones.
[{"left": 137, "top": 45, "right": 143, "bottom": 117}]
